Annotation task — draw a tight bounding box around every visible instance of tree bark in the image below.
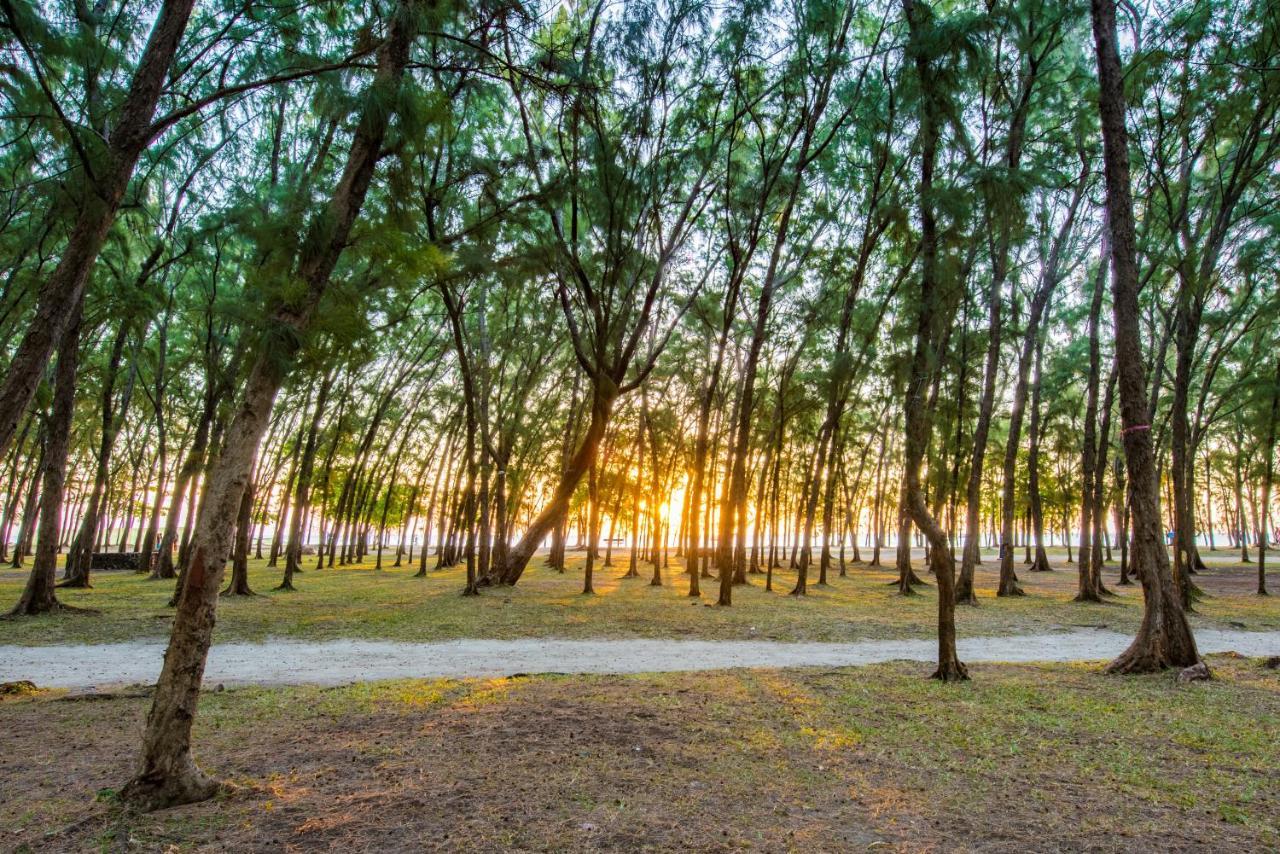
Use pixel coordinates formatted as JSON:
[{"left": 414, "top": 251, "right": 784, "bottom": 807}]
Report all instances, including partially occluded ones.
[
  {"left": 1258, "top": 357, "right": 1279, "bottom": 596},
  {"left": 903, "top": 0, "right": 966, "bottom": 680},
  {"left": 122, "top": 7, "right": 416, "bottom": 809},
  {"left": 1090, "top": 0, "right": 1201, "bottom": 674},
  {"left": 9, "top": 308, "right": 82, "bottom": 615}
]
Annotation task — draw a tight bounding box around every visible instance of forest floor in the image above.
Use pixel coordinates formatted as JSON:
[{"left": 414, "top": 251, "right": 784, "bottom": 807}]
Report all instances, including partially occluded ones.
[
  {"left": 2, "top": 654, "right": 1277, "bottom": 852},
  {"left": 1, "top": 548, "right": 1277, "bottom": 648}
]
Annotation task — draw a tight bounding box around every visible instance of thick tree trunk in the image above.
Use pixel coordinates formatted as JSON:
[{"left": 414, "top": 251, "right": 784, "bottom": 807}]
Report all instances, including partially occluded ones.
[{"left": 122, "top": 7, "right": 415, "bottom": 809}]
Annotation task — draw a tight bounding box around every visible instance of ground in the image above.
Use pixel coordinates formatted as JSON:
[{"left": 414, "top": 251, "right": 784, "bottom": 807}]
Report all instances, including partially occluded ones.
[
  {"left": 1, "top": 548, "right": 1277, "bottom": 647},
  {"left": 2, "top": 550, "right": 1278, "bottom": 852},
  {"left": 2, "top": 655, "right": 1277, "bottom": 852}
]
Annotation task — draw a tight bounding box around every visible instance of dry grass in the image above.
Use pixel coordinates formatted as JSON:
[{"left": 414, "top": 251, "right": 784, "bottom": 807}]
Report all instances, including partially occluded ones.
[
  {"left": 1, "top": 549, "right": 1276, "bottom": 648},
  {"left": 1, "top": 654, "right": 1277, "bottom": 852}
]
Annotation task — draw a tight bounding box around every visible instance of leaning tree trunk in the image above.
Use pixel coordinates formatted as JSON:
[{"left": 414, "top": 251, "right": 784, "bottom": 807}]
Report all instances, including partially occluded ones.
[
  {"left": 997, "top": 179, "right": 1082, "bottom": 596},
  {"left": 9, "top": 309, "right": 82, "bottom": 616},
  {"left": 284, "top": 370, "right": 335, "bottom": 584},
  {"left": 0, "top": 417, "right": 37, "bottom": 562},
  {"left": 492, "top": 383, "right": 616, "bottom": 586},
  {"left": 10, "top": 455, "right": 45, "bottom": 569},
  {"left": 154, "top": 403, "right": 212, "bottom": 580},
  {"left": 64, "top": 322, "right": 137, "bottom": 588},
  {"left": 121, "top": 7, "right": 415, "bottom": 810},
  {"left": 1090, "top": 0, "right": 1200, "bottom": 674},
  {"left": 0, "top": 0, "right": 197, "bottom": 464}
]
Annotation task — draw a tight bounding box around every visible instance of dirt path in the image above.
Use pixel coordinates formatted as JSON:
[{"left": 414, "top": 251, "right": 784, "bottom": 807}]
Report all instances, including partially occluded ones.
[{"left": 3, "top": 628, "right": 1278, "bottom": 689}]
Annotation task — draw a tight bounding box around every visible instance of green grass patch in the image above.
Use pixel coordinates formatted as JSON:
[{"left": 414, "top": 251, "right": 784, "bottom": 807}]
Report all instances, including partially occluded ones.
[
  {"left": 2, "top": 655, "right": 1276, "bottom": 851},
  {"left": 1, "top": 549, "right": 1276, "bottom": 647}
]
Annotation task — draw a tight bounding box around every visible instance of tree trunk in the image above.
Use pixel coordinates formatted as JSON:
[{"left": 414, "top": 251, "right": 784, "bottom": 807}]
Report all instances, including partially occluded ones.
[
  {"left": 492, "top": 383, "right": 616, "bottom": 586},
  {"left": 1026, "top": 336, "right": 1052, "bottom": 571},
  {"left": 222, "top": 477, "right": 255, "bottom": 596},
  {"left": 122, "top": 8, "right": 416, "bottom": 809},
  {"left": 902, "top": 0, "right": 966, "bottom": 680},
  {"left": 1090, "top": 0, "right": 1201, "bottom": 674},
  {"left": 1258, "top": 356, "right": 1279, "bottom": 596},
  {"left": 9, "top": 309, "right": 82, "bottom": 615}
]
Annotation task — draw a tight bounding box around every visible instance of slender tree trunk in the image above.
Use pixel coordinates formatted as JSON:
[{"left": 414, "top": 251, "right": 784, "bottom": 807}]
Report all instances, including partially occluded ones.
[
  {"left": 493, "top": 384, "right": 616, "bottom": 586},
  {"left": 1026, "top": 337, "right": 1052, "bottom": 572},
  {"left": 222, "top": 476, "right": 255, "bottom": 596},
  {"left": 1257, "top": 357, "right": 1278, "bottom": 596},
  {"left": 64, "top": 324, "right": 137, "bottom": 587},
  {"left": 901, "top": 0, "right": 966, "bottom": 679},
  {"left": 1090, "top": 0, "right": 1201, "bottom": 673},
  {"left": 10, "top": 309, "right": 82, "bottom": 615}
]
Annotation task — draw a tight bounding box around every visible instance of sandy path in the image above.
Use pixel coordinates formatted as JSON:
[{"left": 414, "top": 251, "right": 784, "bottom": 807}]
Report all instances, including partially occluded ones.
[{"left": 2, "top": 628, "right": 1278, "bottom": 690}]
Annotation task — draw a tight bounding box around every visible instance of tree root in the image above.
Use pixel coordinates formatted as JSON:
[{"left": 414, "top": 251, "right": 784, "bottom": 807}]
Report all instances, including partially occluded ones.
[
  {"left": 930, "top": 660, "right": 970, "bottom": 682},
  {"left": 5, "top": 600, "right": 99, "bottom": 618},
  {"left": 121, "top": 763, "right": 221, "bottom": 813}
]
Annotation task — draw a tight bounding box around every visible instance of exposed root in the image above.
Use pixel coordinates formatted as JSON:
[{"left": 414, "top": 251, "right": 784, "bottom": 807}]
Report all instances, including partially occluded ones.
[
  {"left": 120, "top": 760, "right": 221, "bottom": 813},
  {"left": 5, "top": 601, "right": 99, "bottom": 618},
  {"left": 930, "top": 661, "right": 970, "bottom": 682},
  {"left": 1103, "top": 648, "right": 1169, "bottom": 675}
]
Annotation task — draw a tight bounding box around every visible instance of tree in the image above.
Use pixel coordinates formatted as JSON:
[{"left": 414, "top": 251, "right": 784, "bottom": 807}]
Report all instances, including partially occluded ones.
[
  {"left": 1089, "top": 0, "right": 1201, "bottom": 674},
  {"left": 121, "top": 1, "right": 421, "bottom": 808},
  {"left": 902, "top": 0, "right": 967, "bottom": 681}
]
